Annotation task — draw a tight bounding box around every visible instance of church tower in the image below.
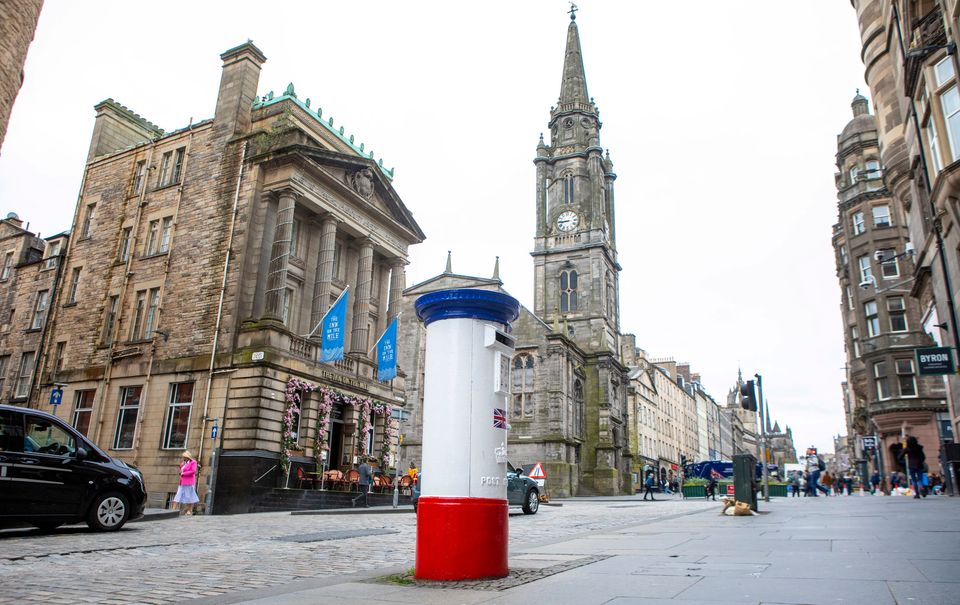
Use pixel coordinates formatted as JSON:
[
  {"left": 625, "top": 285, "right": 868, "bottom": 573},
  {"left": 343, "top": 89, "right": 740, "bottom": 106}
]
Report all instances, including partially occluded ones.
[{"left": 532, "top": 7, "right": 620, "bottom": 355}]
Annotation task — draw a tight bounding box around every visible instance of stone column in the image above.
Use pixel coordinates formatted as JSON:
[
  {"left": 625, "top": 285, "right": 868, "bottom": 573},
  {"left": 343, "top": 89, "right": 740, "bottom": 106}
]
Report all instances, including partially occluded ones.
[
  {"left": 350, "top": 238, "right": 374, "bottom": 354},
  {"left": 387, "top": 258, "right": 406, "bottom": 321},
  {"left": 310, "top": 215, "right": 339, "bottom": 335},
  {"left": 264, "top": 189, "right": 296, "bottom": 319}
]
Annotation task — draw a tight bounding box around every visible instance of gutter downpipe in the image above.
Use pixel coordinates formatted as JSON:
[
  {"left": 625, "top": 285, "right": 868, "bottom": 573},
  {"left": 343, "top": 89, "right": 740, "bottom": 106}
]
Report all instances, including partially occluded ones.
[
  {"left": 894, "top": 5, "right": 960, "bottom": 495},
  {"left": 198, "top": 140, "right": 248, "bottom": 513}
]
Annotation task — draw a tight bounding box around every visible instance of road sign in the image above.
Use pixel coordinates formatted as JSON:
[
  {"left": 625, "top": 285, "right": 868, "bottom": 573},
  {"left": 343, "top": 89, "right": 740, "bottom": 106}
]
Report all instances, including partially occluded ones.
[
  {"left": 916, "top": 346, "right": 955, "bottom": 375},
  {"left": 726, "top": 484, "right": 735, "bottom": 495},
  {"left": 528, "top": 462, "right": 547, "bottom": 480},
  {"left": 49, "top": 387, "right": 63, "bottom": 406},
  {"left": 211, "top": 424, "right": 218, "bottom": 440}
]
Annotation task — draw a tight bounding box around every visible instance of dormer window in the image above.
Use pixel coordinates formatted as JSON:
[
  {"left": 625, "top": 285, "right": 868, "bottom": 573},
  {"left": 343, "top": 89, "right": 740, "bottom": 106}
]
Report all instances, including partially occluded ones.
[{"left": 44, "top": 240, "right": 62, "bottom": 270}]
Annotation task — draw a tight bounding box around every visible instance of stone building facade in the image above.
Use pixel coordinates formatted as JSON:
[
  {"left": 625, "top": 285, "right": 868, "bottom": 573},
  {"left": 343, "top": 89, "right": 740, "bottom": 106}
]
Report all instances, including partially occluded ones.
[
  {"left": 2, "top": 41, "right": 424, "bottom": 513},
  {"left": 0, "top": 0, "right": 43, "bottom": 153},
  {"left": 831, "top": 88, "right": 946, "bottom": 482},
  {"left": 849, "top": 0, "right": 959, "bottom": 485}
]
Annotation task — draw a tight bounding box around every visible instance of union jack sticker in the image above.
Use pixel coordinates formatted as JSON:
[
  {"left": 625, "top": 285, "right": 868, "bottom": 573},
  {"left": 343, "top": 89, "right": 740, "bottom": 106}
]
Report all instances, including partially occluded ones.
[{"left": 493, "top": 408, "right": 509, "bottom": 429}]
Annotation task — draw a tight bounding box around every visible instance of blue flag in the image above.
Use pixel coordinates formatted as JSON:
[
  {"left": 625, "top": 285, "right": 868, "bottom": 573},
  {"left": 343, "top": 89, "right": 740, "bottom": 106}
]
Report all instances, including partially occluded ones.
[
  {"left": 320, "top": 288, "right": 349, "bottom": 362},
  {"left": 376, "top": 317, "right": 398, "bottom": 381}
]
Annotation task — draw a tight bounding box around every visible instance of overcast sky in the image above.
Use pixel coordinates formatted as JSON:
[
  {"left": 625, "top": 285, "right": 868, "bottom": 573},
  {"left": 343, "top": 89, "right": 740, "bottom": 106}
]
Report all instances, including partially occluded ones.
[{"left": 0, "top": 1, "right": 868, "bottom": 455}]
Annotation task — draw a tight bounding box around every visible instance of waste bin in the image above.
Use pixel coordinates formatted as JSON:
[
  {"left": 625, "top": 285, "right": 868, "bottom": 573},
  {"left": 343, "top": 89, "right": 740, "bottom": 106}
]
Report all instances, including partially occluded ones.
[{"left": 733, "top": 453, "right": 758, "bottom": 512}]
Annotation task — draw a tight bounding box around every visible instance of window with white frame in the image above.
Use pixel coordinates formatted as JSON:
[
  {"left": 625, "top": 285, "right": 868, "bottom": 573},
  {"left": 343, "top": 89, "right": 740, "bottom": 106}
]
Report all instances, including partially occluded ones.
[
  {"left": 888, "top": 297, "right": 908, "bottom": 332},
  {"left": 132, "top": 160, "right": 146, "bottom": 196},
  {"left": 113, "top": 385, "right": 141, "bottom": 449},
  {"left": 81, "top": 203, "right": 96, "bottom": 238},
  {"left": 103, "top": 295, "right": 119, "bottom": 343},
  {"left": 840, "top": 245, "right": 848, "bottom": 268},
  {"left": 846, "top": 286, "right": 854, "bottom": 310},
  {"left": 864, "top": 160, "right": 881, "bottom": 179},
  {"left": 874, "top": 361, "right": 890, "bottom": 400},
  {"left": 851, "top": 326, "right": 860, "bottom": 358},
  {"left": 865, "top": 301, "right": 880, "bottom": 337},
  {"left": 935, "top": 57, "right": 960, "bottom": 163},
  {"left": 281, "top": 287, "right": 295, "bottom": 326},
  {"left": 117, "top": 227, "right": 132, "bottom": 262},
  {"left": 158, "top": 151, "right": 171, "bottom": 187},
  {"left": 927, "top": 116, "right": 944, "bottom": 173},
  {"left": 68, "top": 267, "right": 81, "bottom": 303},
  {"left": 13, "top": 351, "right": 34, "bottom": 399},
  {"left": 162, "top": 382, "right": 194, "bottom": 449},
  {"left": 0, "top": 355, "right": 9, "bottom": 396},
  {"left": 872, "top": 205, "right": 891, "bottom": 228},
  {"left": 52, "top": 341, "right": 65, "bottom": 375},
  {"left": 172, "top": 148, "right": 185, "bottom": 184},
  {"left": 130, "top": 287, "right": 159, "bottom": 341},
  {"left": 849, "top": 166, "right": 860, "bottom": 183},
  {"left": 879, "top": 248, "right": 899, "bottom": 278},
  {"left": 144, "top": 288, "right": 159, "bottom": 338},
  {"left": 896, "top": 359, "right": 917, "bottom": 397},
  {"left": 31, "top": 290, "right": 49, "bottom": 329},
  {"left": 159, "top": 217, "right": 172, "bottom": 253},
  {"left": 858, "top": 255, "right": 873, "bottom": 283},
  {"left": 73, "top": 389, "right": 95, "bottom": 436},
  {"left": 852, "top": 211, "right": 865, "bottom": 235},
  {"left": 130, "top": 290, "right": 146, "bottom": 340},
  {"left": 44, "top": 240, "right": 61, "bottom": 270},
  {"left": 0, "top": 251, "right": 12, "bottom": 280}
]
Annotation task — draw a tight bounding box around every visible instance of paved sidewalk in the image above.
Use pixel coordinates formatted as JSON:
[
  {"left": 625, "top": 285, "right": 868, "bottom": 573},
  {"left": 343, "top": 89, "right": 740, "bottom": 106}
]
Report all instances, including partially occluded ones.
[{"left": 221, "top": 494, "right": 960, "bottom": 605}]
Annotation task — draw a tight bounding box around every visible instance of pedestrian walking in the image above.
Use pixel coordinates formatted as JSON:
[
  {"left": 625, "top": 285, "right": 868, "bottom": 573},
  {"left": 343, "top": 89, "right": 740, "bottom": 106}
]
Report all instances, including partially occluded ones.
[
  {"left": 707, "top": 476, "right": 718, "bottom": 501},
  {"left": 870, "top": 470, "right": 880, "bottom": 495},
  {"left": 643, "top": 471, "right": 657, "bottom": 501},
  {"left": 352, "top": 457, "right": 374, "bottom": 508},
  {"left": 790, "top": 473, "right": 800, "bottom": 497},
  {"left": 890, "top": 471, "right": 899, "bottom": 489},
  {"left": 902, "top": 436, "right": 926, "bottom": 500},
  {"left": 173, "top": 451, "right": 199, "bottom": 515},
  {"left": 806, "top": 448, "right": 830, "bottom": 496}
]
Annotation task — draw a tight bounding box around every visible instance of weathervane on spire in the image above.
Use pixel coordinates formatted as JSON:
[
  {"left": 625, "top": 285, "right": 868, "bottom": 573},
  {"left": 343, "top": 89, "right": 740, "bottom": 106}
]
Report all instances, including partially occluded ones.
[{"left": 568, "top": 2, "right": 578, "bottom": 20}]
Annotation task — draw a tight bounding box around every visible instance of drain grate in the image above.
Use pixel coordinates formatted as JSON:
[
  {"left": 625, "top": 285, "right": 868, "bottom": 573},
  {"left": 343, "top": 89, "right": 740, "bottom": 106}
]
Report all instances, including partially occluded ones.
[
  {"left": 373, "top": 554, "right": 612, "bottom": 591},
  {"left": 273, "top": 528, "right": 398, "bottom": 543}
]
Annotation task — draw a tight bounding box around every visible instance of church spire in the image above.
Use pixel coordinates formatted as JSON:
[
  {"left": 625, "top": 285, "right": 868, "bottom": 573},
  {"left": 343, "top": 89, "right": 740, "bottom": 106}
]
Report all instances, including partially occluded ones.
[{"left": 556, "top": 8, "right": 593, "bottom": 116}]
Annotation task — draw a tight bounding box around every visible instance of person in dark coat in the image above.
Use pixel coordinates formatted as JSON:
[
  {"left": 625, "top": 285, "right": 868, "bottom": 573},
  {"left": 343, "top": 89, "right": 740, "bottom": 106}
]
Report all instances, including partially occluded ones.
[
  {"left": 643, "top": 471, "right": 657, "bottom": 501},
  {"left": 351, "top": 458, "right": 374, "bottom": 508},
  {"left": 902, "top": 436, "right": 926, "bottom": 500},
  {"left": 706, "top": 476, "right": 718, "bottom": 501}
]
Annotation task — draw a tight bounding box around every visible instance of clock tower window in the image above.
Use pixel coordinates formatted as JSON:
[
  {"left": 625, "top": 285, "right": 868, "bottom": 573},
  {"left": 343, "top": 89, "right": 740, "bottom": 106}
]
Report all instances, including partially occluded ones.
[
  {"left": 560, "top": 270, "right": 578, "bottom": 312},
  {"left": 563, "top": 173, "right": 575, "bottom": 204}
]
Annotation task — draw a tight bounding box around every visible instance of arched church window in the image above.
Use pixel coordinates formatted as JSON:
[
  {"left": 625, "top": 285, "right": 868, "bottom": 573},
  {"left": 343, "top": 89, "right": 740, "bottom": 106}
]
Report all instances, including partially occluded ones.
[
  {"left": 563, "top": 173, "right": 575, "bottom": 204},
  {"left": 574, "top": 379, "right": 584, "bottom": 437},
  {"left": 560, "top": 270, "right": 578, "bottom": 312},
  {"left": 512, "top": 353, "right": 535, "bottom": 417}
]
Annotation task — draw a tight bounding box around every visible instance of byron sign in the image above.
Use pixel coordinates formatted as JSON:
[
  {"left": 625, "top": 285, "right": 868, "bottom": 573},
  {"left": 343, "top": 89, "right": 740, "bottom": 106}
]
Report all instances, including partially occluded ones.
[{"left": 916, "top": 347, "right": 955, "bottom": 375}]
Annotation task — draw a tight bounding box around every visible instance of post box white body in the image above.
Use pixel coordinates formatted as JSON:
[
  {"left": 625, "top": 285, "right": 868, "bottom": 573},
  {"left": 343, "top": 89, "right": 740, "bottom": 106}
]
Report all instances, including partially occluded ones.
[{"left": 413, "top": 289, "right": 518, "bottom": 581}]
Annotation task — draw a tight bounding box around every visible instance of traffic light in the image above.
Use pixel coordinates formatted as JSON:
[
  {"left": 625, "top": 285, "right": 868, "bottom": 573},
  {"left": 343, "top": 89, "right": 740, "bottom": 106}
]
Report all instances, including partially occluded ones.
[{"left": 740, "top": 380, "right": 757, "bottom": 412}]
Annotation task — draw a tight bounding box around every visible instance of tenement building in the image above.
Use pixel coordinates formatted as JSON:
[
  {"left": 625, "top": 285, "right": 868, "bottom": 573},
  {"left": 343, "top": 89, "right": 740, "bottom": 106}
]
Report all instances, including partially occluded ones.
[
  {"left": 399, "top": 12, "right": 632, "bottom": 496},
  {"left": 1, "top": 41, "right": 424, "bottom": 512},
  {"left": 849, "top": 0, "right": 959, "bottom": 487},
  {"left": 0, "top": 0, "right": 44, "bottom": 152},
  {"left": 831, "top": 90, "right": 945, "bottom": 482}
]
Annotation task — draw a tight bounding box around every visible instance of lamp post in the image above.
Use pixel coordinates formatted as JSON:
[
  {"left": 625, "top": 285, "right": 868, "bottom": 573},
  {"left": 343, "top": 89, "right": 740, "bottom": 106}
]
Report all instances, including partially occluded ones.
[
  {"left": 755, "top": 374, "right": 770, "bottom": 503},
  {"left": 390, "top": 407, "right": 409, "bottom": 509}
]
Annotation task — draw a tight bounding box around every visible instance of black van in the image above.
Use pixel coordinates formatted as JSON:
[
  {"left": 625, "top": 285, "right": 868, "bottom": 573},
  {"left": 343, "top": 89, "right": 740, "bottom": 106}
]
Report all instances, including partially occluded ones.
[{"left": 0, "top": 404, "right": 146, "bottom": 531}]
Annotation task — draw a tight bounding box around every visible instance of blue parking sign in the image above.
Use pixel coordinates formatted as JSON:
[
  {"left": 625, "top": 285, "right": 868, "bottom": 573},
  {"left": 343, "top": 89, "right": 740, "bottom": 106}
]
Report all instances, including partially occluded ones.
[{"left": 49, "top": 387, "right": 63, "bottom": 406}]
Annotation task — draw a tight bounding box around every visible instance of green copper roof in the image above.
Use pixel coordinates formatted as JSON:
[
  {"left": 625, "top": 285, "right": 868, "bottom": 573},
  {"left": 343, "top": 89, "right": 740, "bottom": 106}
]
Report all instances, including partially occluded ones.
[{"left": 252, "top": 83, "right": 394, "bottom": 180}]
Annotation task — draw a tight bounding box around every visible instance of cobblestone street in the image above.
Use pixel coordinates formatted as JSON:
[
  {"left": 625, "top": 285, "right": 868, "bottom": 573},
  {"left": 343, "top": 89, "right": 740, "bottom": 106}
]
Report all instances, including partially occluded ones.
[{"left": 0, "top": 497, "right": 715, "bottom": 604}]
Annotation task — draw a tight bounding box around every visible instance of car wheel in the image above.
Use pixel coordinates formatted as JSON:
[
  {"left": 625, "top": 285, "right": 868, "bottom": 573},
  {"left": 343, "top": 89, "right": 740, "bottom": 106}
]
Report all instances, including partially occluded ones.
[
  {"left": 32, "top": 520, "right": 63, "bottom": 532},
  {"left": 522, "top": 489, "right": 539, "bottom": 515},
  {"left": 87, "top": 491, "right": 130, "bottom": 531}
]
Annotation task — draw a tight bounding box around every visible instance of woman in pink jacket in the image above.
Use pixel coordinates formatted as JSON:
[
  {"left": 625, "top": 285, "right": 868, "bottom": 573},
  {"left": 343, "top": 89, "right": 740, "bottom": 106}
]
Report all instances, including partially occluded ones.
[{"left": 173, "top": 451, "right": 199, "bottom": 515}]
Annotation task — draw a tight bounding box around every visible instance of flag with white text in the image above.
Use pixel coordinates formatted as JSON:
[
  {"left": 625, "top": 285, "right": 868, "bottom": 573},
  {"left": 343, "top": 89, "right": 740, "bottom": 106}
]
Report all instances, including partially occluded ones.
[
  {"left": 320, "top": 288, "right": 349, "bottom": 362},
  {"left": 376, "top": 317, "right": 398, "bottom": 381}
]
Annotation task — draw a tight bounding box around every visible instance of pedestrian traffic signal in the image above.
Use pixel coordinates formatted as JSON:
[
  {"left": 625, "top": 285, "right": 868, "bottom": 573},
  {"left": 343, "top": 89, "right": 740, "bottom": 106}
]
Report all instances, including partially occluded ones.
[{"left": 740, "top": 380, "right": 757, "bottom": 411}]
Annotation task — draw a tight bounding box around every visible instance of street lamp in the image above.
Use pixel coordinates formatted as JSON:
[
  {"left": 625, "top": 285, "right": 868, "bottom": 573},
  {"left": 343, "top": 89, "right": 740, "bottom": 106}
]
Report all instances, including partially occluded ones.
[
  {"left": 390, "top": 407, "right": 409, "bottom": 509},
  {"left": 755, "top": 374, "right": 769, "bottom": 503}
]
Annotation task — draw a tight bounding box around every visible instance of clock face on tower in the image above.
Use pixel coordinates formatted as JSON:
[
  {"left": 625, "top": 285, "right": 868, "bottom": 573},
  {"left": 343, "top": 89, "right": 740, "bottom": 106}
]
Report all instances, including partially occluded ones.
[{"left": 556, "top": 211, "right": 579, "bottom": 232}]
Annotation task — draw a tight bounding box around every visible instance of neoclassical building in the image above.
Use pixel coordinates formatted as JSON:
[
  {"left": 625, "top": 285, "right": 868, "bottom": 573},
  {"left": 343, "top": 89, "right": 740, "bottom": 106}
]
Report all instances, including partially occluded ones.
[
  {"left": 398, "top": 13, "right": 631, "bottom": 496},
  {"left": 0, "top": 41, "right": 424, "bottom": 513}
]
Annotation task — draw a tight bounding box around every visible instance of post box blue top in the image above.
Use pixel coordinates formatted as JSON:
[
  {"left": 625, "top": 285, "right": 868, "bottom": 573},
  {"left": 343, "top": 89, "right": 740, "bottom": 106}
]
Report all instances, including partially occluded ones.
[{"left": 415, "top": 289, "right": 520, "bottom": 327}]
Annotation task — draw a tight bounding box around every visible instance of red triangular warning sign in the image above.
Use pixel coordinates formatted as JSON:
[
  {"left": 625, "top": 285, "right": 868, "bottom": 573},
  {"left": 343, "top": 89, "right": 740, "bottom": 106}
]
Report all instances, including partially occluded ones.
[{"left": 529, "top": 462, "right": 546, "bottom": 480}]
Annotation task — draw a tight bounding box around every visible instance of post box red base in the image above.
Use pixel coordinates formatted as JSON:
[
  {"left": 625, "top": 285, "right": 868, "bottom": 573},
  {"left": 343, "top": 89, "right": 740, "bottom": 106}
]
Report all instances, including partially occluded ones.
[{"left": 415, "top": 496, "right": 508, "bottom": 580}]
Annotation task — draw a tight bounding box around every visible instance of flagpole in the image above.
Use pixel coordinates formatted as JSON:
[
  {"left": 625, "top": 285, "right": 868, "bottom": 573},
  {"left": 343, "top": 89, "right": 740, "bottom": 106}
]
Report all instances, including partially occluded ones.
[{"left": 305, "top": 286, "right": 349, "bottom": 339}]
